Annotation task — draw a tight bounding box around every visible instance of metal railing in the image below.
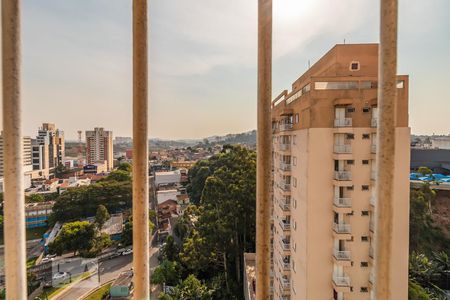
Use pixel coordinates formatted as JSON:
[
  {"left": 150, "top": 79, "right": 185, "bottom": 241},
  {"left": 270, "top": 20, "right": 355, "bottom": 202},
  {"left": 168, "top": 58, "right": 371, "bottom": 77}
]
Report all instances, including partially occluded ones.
[
  {"left": 333, "top": 197, "right": 352, "bottom": 208},
  {"left": 333, "top": 249, "right": 351, "bottom": 260},
  {"left": 334, "top": 171, "right": 352, "bottom": 181},
  {"left": 333, "top": 275, "right": 351, "bottom": 286},
  {"left": 333, "top": 223, "right": 351, "bottom": 234},
  {"left": 279, "top": 220, "right": 291, "bottom": 231},
  {"left": 279, "top": 200, "right": 291, "bottom": 211},
  {"left": 334, "top": 144, "right": 352, "bottom": 154},
  {"left": 279, "top": 162, "right": 291, "bottom": 171},
  {"left": 280, "top": 123, "right": 293, "bottom": 131},
  {"left": 334, "top": 118, "right": 352, "bottom": 127},
  {"left": 279, "top": 143, "right": 291, "bottom": 151},
  {"left": 279, "top": 183, "right": 291, "bottom": 191}
]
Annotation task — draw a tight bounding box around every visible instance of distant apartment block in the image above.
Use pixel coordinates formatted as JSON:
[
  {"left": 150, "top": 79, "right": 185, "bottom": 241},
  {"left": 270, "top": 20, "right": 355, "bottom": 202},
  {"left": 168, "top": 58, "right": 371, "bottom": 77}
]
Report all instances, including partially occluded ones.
[
  {"left": 268, "top": 44, "right": 410, "bottom": 300},
  {"left": 0, "top": 133, "right": 33, "bottom": 181},
  {"left": 85, "top": 127, "right": 114, "bottom": 171},
  {"left": 25, "top": 201, "right": 54, "bottom": 228}
]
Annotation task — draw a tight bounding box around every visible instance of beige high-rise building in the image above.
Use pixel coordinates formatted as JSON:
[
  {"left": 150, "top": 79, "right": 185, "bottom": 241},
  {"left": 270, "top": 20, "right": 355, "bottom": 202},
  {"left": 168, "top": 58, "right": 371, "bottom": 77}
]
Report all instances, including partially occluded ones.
[
  {"left": 270, "top": 44, "right": 410, "bottom": 300},
  {"left": 85, "top": 127, "right": 114, "bottom": 171},
  {"left": 0, "top": 133, "right": 32, "bottom": 177}
]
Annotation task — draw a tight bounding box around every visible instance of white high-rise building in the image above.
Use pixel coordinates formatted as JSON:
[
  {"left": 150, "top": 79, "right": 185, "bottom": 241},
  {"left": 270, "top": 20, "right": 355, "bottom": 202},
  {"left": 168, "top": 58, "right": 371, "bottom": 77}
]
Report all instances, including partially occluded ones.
[{"left": 85, "top": 127, "right": 114, "bottom": 171}]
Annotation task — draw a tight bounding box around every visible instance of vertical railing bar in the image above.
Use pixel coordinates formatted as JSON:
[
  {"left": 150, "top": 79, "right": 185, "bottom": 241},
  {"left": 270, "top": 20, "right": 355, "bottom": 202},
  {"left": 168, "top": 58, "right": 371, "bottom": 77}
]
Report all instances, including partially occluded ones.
[
  {"left": 256, "top": 0, "right": 272, "bottom": 299},
  {"left": 132, "top": 0, "right": 150, "bottom": 299},
  {"left": 375, "top": 0, "right": 398, "bottom": 298},
  {"left": 2, "top": 0, "right": 27, "bottom": 298}
]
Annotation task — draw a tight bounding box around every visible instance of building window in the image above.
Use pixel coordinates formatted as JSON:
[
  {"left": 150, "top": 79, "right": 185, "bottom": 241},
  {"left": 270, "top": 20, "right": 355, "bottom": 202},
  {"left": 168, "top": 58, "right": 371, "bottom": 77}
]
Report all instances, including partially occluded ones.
[
  {"left": 362, "top": 185, "right": 370, "bottom": 191},
  {"left": 293, "top": 177, "right": 297, "bottom": 187},
  {"left": 295, "top": 113, "right": 299, "bottom": 124},
  {"left": 293, "top": 198, "right": 297, "bottom": 209},
  {"left": 397, "top": 80, "right": 404, "bottom": 89},
  {"left": 350, "top": 61, "right": 360, "bottom": 71},
  {"left": 363, "top": 107, "right": 370, "bottom": 113},
  {"left": 362, "top": 160, "right": 369, "bottom": 165},
  {"left": 362, "top": 134, "right": 370, "bottom": 139},
  {"left": 293, "top": 135, "right": 297, "bottom": 145},
  {"left": 347, "top": 160, "right": 354, "bottom": 165},
  {"left": 346, "top": 107, "right": 355, "bottom": 113},
  {"left": 346, "top": 186, "right": 354, "bottom": 191},
  {"left": 361, "top": 287, "right": 369, "bottom": 293},
  {"left": 346, "top": 133, "right": 355, "bottom": 140},
  {"left": 315, "top": 81, "right": 359, "bottom": 90},
  {"left": 361, "top": 211, "right": 369, "bottom": 216},
  {"left": 361, "top": 262, "right": 369, "bottom": 267},
  {"left": 293, "top": 156, "right": 297, "bottom": 166},
  {"left": 361, "top": 236, "right": 369, "bottom": 242}
]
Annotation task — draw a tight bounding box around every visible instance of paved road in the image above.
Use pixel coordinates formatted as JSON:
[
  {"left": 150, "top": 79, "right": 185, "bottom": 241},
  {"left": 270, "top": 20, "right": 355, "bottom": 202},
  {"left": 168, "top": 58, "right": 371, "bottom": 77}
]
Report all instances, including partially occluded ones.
[
  {"left": 53, "top": 254, "right": 133, "bottom": 300},
  {"left": 54, "top": 246, "right": 160, "bottom": 300}
]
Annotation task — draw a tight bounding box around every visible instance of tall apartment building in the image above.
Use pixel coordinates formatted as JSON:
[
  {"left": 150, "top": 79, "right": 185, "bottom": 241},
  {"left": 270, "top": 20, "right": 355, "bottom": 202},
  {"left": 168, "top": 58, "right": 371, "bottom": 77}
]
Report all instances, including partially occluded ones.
[
  {"left": 85, "top": 127, "right": 114, "bottom": 171},
  {"left": 35, "top": 123, "right": 65, "bottom": 169},
  {"left": 0, "top": 133, "right": 33, "bottom": 177},
  {"left": 270, "top": 44, "right": 410, "bottom": 300}
]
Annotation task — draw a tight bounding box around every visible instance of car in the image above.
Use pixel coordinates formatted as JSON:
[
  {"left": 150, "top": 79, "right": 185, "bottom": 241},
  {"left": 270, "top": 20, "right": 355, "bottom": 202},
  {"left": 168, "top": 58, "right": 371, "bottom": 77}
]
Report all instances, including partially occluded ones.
[
  {"left": 122, "top": 248, "right": 133, "bottom": 256},
  {"left": 41, "top": 254, "right": 56, "bottom": 263},
  {"left": 52, "top": 272, "right": 70, "bottom": 285}
]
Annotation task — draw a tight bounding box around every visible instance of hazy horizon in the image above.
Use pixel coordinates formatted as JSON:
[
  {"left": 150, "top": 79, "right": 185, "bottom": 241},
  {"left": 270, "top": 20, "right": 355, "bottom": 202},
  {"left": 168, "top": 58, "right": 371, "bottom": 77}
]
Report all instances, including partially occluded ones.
[{"left": 0, "top": 0, "right": 449, "bottom": 140}]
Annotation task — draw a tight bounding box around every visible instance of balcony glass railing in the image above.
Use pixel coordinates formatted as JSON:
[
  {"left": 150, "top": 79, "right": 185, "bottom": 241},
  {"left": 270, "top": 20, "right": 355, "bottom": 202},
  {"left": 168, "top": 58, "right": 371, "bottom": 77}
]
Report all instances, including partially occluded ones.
[
  {"left": 333, "top": 248, "right": 351, "bottom": 260},
  {"left": 369, "top": 246, "right": 375, "bottom": 258},
  {"left": 334, "top": 118, "right": 352, "bottom": 127},
  {"left": 280, "top": 240, "right": 291, "bottom": 251},
  {"left": 279, "top": 183, "right": 291, "bottom": 191},
  {"left": 371, "top": 170, "right": 377, "bottom": 180},
  {"left": 369, "top": 220, "right": 375, "bottom": 232},
  {"left": 279, "top": 220, "right": 291, "bottom": 230},
  {"left": 280, "top": 123, "right": 293, "bottom": 131},
  {"left": 279, "top": 162, "right": 291, "bottom": 171},
  {"left": 333, "top": 197, "right": 351, "bottom": 208},
  {"left": 281, "top": 279, "right": 291, "bottom": 290},
  {"left": 279, "top": 200, "right": 291, "bottom": 211},
  {"left": 280, "top": 259, "right": 290, "bottom": 270},
  {"left": 333, "top": 274, "right": 351, "bottom": 286},
  {"left": 333, "top": 222, "right": 351, "bottom": 234},
  {"left": 334, "top": 144, "right": 352, "bottom": 154},
  {"left": 370, "top": 196, "right": 376, "bottom": 206},
  {"left": 279, "top": 143, "right": 291, "bottom": 151},
  {"left": 334, "top": 171, "right": 352, "bottom": 181},
  {"left": 369, "top": 271, "right": 375, "bottom": 284}
]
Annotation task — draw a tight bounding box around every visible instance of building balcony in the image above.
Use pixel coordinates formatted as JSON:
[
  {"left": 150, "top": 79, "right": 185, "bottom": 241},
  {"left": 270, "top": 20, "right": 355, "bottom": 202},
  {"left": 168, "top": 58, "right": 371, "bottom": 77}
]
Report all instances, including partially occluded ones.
[
  {"left": 333, "top": 197, "right": 352, "bottom": 208},
  {"left": 371, "top": 144, "right": 377, "bottom": 153},
  {"left": 370, "top": 196, "right": 376, "bottom": 206},
  {"left": 280, "top": 239, "right": 290, "bottom": 251},
  {"left": 279, "top": 183, "right": 291, "bottom": 192},
  {"left": 279, "top": 258, "right": 290, "bottom": 270},
  {"left": 369, "top": 271, "right": 375, "bottom": 286},
  {"left": 279, "top": 143, "right": 291, "bottom": 151},
  {"left": 279, "top": 200, "right": 291, "bottom": 211},
  {"left": 334, "top": 144, "right": 352, "bottom": 154},
  {"left": 279, "top": 220, "right": 291, "bottom": 231},
  {"left": 334, "top": 118, "right": 352, "bottom": 127},
  {"left": 281, "top": 279, "right": 291, "bottom": 290},
  {"left": 369, "top": 246, "right": 375, "bottom": 259},
  {"left": 333, "top": 223, "right": 351, "bottom": 234},
  {"left": 334, "top": 171, "right": 352, "bottom": 181},
  {"left": 280, "top": 123, "right": 293, "bottom": 131},
  {"left": 371, "top": 118, "right": 378, "bottom": 128},
  {"left": 369, "top": 219, "right": 375, "bottom": 232},
  {"left": 333, "top": 249, "right": 351, "bottom": 261},
  {"left": 333, "top": 274, "right": 351, "bottom": 287},
  {"left": 279, "top": 162, "right": 291, "bottom": 171}
]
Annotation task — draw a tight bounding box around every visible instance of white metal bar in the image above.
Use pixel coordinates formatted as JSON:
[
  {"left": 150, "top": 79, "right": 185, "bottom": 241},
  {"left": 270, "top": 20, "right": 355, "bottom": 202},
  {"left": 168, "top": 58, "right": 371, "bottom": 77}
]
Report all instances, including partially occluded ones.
[
  {"left": 374, "top": 0, "right": 398, "bottom": 298},
  {"left": 132, "top": 0, "right": 150, "bottom": 298},
  {"left": 256, "top": 0, "right": 272, "bottom": 299},
  {"left": 1, "top": 0, "right": 27, "bottom": 298}
]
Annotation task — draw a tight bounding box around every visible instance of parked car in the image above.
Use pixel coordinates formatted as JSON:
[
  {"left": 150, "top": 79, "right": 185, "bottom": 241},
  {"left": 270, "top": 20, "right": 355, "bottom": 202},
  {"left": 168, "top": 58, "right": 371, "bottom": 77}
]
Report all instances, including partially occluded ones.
[
  {"left": 122, "top": 248, "right": 133, "bottom": 256},
  {"left": 52, "top": 272, "right": 70, "bottom": 286},
  {"left": 41, "top": 254, "right": 56, "bottom": 263}
]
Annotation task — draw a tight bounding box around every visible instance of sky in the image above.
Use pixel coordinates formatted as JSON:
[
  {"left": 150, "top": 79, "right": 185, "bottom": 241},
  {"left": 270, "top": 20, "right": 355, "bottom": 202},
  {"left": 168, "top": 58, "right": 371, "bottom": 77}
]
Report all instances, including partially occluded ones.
[{"left": 0, "top": 0, "right": 449, "bottom": 140}]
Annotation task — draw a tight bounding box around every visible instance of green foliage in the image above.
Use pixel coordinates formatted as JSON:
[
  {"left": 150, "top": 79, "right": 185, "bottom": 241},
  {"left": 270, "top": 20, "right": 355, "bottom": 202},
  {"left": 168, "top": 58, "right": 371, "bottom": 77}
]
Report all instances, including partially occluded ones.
[
  {"left": 48, "top": 221, "right": 96, "bottom": 256},
  {"left": 179, "top": 230, "right": 215, "bottom": 275},
  {"left": 117, "top": 162, "right": 132, "bottom": 173},
  {"left": 95, "top": 205, "right": 110, "bottom": 230},
  {"left": 105, "top": 170, "right": 131, "bottom": 182},
  {"left": 418, "top": 166, "right": 433, "bottom": 176},
  {"left": 26, "top": 194, "right": 45, "bottom": 203},
  {"left": 167, "top": 275, "right": 213, "bottom": 300},
  {"left": 121, "top": 213, "right": 155, "bottom": 246},
  {"left": 151, "top": 260, "right": 180, "bottom": 286},
  {"left": 409, "top": 252, "right": 448, "bottom": 299},
  {"left": 51, "top": 181, "right": 131, "bottom": 222},
  {"left": 409, "top": 183, "right": 449, "bottom": 254},
  {"left": 409, "top": 280, "right": 432, "bottom": 300},
  {"left": 160, "top": 235, "right": 179, "bottom": 262}
]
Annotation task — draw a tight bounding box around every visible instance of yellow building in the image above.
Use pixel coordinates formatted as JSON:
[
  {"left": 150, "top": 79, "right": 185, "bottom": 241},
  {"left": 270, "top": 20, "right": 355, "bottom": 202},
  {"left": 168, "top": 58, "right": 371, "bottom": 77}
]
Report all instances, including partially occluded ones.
[{"left": 270, "top": 44, "right": 410, "bottom": 300}]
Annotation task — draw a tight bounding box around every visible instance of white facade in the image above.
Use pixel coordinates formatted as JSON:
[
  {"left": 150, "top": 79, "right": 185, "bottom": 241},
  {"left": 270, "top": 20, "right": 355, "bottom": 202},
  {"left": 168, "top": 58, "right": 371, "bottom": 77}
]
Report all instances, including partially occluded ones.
[
  {"left": 86, "top": 128, "right": 114, "bottom": 171},
  {"left": 0, "top": 133, "right": 33, "bottom": 178},
  {"left": 154, "top": 170, "right": 181, "bottom": 186},
  {"left": 432, "top": 137, "right": 450, "bottom": 149},
  {"left": 156, "top": 189, "right": 179, "bottom": 204}
]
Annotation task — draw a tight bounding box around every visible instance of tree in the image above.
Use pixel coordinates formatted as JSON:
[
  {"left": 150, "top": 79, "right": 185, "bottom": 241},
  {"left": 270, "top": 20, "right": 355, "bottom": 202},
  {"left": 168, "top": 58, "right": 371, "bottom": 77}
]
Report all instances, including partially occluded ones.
[
  {"left": 418, "top": 166, "right": 433, "bottom": 177},
  {"left": 160, "top": 235, "right": 179, "bottom": 262},
  {"left": 26, "top": 194, "right": 45, "bottom": 203},
  {"left": 179, "top": 230, "right": 215, "bottom": 276},
  {"left": 170, "top": 275, "right": 213, "bottom": 300},
  {"left": 105, "top": 170, "right": 131, "bottom": 182},
  {"left": 117, "top": 162, "right": 132, "bottom": 173},
  {"left": 95, "top": 205, "right": 110, "bottom": 230},
  {"left": 121, "top": 212, "right": 155, "bottom": 246},
  {"left": 151, "top": 260, "right": 180, "bottom": 286},
  {"left": 409, "top": 252, "right": 447, "bottom": 299},
  {"left": 48, "top": 221, "right": 95, "bottom": 256}
]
